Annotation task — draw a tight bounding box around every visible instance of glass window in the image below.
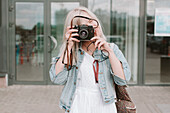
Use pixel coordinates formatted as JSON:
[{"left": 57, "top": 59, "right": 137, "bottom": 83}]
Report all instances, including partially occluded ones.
[
  {"left": 88, "top": 0, "right": 140, "bottom": 84},
  {"left": 145, "top": 0, "right": 170, "bottom": 84}
]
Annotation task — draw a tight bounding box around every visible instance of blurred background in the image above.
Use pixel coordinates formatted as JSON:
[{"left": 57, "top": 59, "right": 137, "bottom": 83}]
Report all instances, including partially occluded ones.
[
  {"left": 0, "top": 0, "right": 170, "bottom": 113},
  {"left": 1, "top": 0, "right": 170, "bottom": 86}
]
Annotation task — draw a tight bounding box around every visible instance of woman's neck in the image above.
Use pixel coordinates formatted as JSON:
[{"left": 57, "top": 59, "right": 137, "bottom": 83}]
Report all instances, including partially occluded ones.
[{"left": 81, "top": 41, "right": 96, "bottom": 56}]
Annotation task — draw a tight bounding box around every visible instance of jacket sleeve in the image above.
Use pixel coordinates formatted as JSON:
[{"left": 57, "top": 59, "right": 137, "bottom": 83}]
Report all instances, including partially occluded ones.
[
  {"left": 110, "top": 43, "right": 131, "bottom": 86},
  {"left": 49, "top": 56, "right": 69, "bottom": 85}
]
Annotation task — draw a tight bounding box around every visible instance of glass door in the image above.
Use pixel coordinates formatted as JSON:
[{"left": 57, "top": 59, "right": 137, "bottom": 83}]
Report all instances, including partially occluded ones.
[
  {"left": 10, "top": 0, "right": 80, "bottom": 85},
  {"left": 12, "top": 1, "right": 46, "bottom": 84},
  {"left": 145, "top": 0, "right": 170, "bottom": 84}
]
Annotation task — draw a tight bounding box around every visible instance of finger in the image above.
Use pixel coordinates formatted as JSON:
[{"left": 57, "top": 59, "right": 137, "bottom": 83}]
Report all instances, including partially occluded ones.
[
  {"left": 91, "top": 36, "right": 98, "bottom": 41},
  {"left": 70, "top": 38, "right": 80, "bottom": 42},
  {"left": 67, "top": 29, "right": 78, "bottom": 34},
  {"left": 95, "top": 39, "right": 102, "bottom": 48},
  {"left": 65, "top": 29, "right": 78, "bottom": 39},
  {"left": 90, "top": 36, "right": 100, "bottom": 41},
  {"left": 71, "top": 33, "right": 79, "bottom": 37},
  {"left": 66, "top": 26, "right": 75, "bottom": 30},
  {"left": 98, "top": 42, "right": 105, "bottom": 50}
]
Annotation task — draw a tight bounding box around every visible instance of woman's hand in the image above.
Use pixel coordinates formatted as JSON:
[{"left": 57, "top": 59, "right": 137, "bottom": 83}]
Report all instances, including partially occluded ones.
[
  {"left": 90, "top": 36, "right": 112, "bottom": 53},
  {"left": 65, "top": 26, "right": 80, "bottom": 50}
]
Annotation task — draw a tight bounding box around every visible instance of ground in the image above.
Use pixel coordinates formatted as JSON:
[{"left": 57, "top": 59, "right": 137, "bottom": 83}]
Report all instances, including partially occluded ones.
[{"left": 0, "top": 85, "right": 170, "bottom": 113}]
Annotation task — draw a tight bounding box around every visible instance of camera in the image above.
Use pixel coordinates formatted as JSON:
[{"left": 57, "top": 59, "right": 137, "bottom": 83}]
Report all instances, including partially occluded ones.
[{"left": 73, "top": 24, "right": 94, "bottom": 41}]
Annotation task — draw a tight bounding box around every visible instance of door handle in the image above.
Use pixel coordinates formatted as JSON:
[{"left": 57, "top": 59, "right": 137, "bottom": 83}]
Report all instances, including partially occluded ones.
[{"left": 48, "top": 36, "right": 57, "bottom": 53}]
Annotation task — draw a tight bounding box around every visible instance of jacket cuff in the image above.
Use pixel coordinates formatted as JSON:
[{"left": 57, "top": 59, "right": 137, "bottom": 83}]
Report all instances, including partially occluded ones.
[
  {"left": 51, "top": 57, "right": 68, "bottom": 71},
  {"left": 50, "top": 57, "right": 67, "bottom": 79},
  {"left": 110, "top": 64, "right": 127, "bottom": 86},
  {"left": 113, "top": 74, "right": 127, "bottom": 86}
]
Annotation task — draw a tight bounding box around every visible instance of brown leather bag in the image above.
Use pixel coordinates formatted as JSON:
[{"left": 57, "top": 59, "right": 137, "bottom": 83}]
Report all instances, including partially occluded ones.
[{"left": 114, "top": 82, "right": 136, "bottom": 113}]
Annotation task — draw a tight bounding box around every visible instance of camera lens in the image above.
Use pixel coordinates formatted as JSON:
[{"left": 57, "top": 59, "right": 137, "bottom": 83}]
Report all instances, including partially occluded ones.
[
  {"left": 81, "top": 31, "right": 87, "bottom": 37},
  {"left": 79, "top": 29, "right": 88, "bottom": 39}
]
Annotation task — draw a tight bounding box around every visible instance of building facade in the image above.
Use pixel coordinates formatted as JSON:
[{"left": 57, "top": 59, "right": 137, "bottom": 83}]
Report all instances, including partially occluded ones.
[{"left": 0, "top": 0, "right": 170, "bottom": 86}]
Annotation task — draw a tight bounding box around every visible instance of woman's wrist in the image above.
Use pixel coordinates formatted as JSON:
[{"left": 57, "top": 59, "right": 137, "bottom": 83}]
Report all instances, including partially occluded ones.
[
  {"left": 106, "top": 43, "right": 113, "bottom": 54},
  {"left": 108, "top": 49, "right": 114, "bottom": 57}
]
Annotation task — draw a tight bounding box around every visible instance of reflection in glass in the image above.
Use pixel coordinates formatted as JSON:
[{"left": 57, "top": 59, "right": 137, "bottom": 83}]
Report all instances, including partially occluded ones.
[
  {"left": 88, "top": 0, "right": 140, "bottom": 84},
  {"left": 15, "top": 2, "right": 44, "bottom": 81},
  {"left": 51, "top": 2, "right": 79, "bottom": 57},
  {"left": 146, "top": 0, "right": 170, "bottom": 84}
]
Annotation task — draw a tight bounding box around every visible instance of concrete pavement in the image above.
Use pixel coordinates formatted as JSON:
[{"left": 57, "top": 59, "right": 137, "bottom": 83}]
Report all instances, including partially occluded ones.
[{"left": 0, "top": 85, "right": 170, "bottom": 113}]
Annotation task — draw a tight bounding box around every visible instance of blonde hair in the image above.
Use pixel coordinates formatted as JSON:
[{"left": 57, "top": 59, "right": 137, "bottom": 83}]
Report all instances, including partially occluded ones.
[{"left": 59, "top": 6, "right": 106, "bottom": 65}]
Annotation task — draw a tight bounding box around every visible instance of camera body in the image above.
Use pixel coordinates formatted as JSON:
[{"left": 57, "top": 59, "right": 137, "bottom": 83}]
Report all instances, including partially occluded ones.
[{"left": 73, "top": 24, "right": 94, "bottom": 41}]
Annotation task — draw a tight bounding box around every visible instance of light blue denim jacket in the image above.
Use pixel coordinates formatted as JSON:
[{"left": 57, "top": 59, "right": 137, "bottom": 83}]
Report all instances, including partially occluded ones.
[{"left": 49, "top": 43, "right": 131, "bottom": 113}]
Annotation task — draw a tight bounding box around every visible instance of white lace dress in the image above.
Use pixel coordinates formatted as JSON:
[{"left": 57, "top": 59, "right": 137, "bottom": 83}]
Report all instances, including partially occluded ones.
[{"left": 68, "top": 52, "right": 117, "bottom": 113}]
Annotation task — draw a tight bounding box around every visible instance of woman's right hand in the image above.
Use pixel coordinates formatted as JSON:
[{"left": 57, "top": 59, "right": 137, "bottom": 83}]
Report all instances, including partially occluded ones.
[{"left": 65, "top": 26, "right": 80, "bottom": 50}]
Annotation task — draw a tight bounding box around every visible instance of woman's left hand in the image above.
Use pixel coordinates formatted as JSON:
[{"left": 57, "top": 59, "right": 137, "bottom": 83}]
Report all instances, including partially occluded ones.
[{"left": 90, "top": 37, "right": 112, "bottom": 53}]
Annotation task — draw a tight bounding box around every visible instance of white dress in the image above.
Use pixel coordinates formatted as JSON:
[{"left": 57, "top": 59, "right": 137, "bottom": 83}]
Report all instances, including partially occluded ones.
[{"left": 69, "top": 52, "right": 117, "bottom": 113}]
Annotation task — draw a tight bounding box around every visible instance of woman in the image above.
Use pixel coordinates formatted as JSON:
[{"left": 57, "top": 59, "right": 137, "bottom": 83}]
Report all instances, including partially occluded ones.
[{"left": 49, "top": 6, "right": 131, "bottom": 113}]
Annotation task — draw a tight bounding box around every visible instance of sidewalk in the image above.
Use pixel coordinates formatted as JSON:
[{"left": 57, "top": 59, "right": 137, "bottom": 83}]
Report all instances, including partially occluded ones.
[{"left": 0, "top": 85, "right": 170, "bottom": 113}]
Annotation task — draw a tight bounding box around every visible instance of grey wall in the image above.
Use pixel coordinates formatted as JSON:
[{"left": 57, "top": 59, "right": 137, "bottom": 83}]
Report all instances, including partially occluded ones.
[
  {"left": 0, "top": 0, "right": 1, "bottom": 27},
  {"left": 0, "top": 0, "right": 7, "bottom": 74}
]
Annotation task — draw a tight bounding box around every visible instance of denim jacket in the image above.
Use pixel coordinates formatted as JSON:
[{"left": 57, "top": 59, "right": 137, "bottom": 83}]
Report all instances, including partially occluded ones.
[{"left": 49, "top": 43, "right": 131, "bottom": 113}]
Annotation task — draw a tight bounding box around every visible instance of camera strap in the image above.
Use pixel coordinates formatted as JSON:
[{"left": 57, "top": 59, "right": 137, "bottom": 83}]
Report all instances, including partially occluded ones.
[{"left": 62, "top": 33, "right": 73, "bottom": 70}]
